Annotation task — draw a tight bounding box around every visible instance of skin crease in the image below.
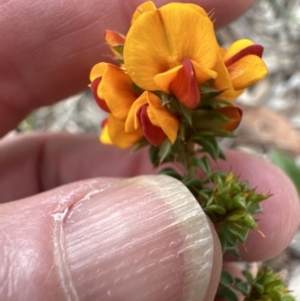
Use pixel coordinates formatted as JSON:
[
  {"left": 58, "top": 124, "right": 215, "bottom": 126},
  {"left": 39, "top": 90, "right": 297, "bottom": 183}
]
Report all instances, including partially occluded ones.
[{"left": 1, "top": 0, "right": 300, "bottom": 300}]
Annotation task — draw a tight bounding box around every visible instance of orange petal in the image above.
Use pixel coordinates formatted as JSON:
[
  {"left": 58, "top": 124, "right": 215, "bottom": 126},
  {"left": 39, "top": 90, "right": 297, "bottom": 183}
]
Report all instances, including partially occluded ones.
[
  {"left": 124, "top": 3, "right": 218, "bottom": 91},
  {"left": 169, "top": 58, "right": 200, "bottom": 109},
  {"left": 125, "top": 92, "right": 179, "bottom": 143},
  {"left": 227, "top": 55, "right": 268, "bottom": 90},
  {"left": 104, "top": 30, "right": 125, "bottom": 46},
  {"left": 107, "top": 114, "right": 143, "bottom": 149},
  {"left": 131, "top": 1, "right": 157, "bottom": 24},
  {"left": 90, "top": 62, "right": 107, "bottom": 82},
  {"left": 147, "top": 92, "right": 179, "bottom": 143},
  {"left": 104, "top": 30, "right": 125, "bottom": 58},
  {"left": 215, "top": 106, "right": 243, "bottom": 131},
  {"left": 212, "top": 52, "right": 240, "bottom": 100},
  {"left": 125, "top": 95, "right": 148, "bottom": 133},
  {"left": 154, "top": 65, "right": 182, "bottom": 93},
  {"left": 137, "top": 104, "right": 167, "bottom": 146},
  {"left": 97, "top": 63, "right": 139, "bottom": 119}
]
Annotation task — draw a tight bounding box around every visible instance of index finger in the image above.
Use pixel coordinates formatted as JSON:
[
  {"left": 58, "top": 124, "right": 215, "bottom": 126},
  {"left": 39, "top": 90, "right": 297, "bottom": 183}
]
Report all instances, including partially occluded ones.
[{"left": 0, "top": 0, "right": 255, "bottom": 136}]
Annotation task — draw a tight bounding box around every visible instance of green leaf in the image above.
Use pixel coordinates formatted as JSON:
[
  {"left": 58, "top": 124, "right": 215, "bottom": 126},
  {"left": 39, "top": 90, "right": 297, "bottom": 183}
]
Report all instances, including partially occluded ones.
[
  {"left": 149, "top": 145, "right": 160, "bottom": 167},
  {"left": 194, "top": 136, "right": 221, "bottom": 160},
  {"left": 217, "top": 287, "right": 239, "bottom": 301},
  {"left": 207, "top": 204, "right": 226, "bottom": 215},
  {"left": 159, "top": 140, "right": 172, "bottom": 164},
  {"left": 235, "top": 279, "right": 249, "bottom": 295},
  {"left": 270, "top": 149, "right": 300, "bottom": 196},
  {"left": 220, "top": 271, "right": 235, "bottom": 286},
  {"left": 231, "top": 195, "right": 247, "bottom": 210},
  {"left": 226, "top": 223, "right": 249, "bottom": 243},
  {"left": 158, "top": 168, "right": 182, "bottom": 181},
  {"left": 190, "top": 156, "right": 211, "bottom": 174}
]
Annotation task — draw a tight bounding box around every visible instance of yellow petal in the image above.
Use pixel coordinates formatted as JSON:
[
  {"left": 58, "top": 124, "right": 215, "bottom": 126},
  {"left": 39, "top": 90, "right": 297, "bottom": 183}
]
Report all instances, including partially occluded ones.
[
  {"left": 131, "top": 1, "right": 156, "bottom": 24},
  {"left": 124, "top": 3, "right": 218, "bottom": 91},
  {"left": 107, "top": 114, "right": 143, "bottom": 149},
  {"left": 228, "top": 55, "right": 268, "bottom": 90},
  {"left": 100, "top": 122, "right": 113, "bottom": 145},
  {"left": 147, "top": 92, "right": 179, "bottom": 143},
  {"left": 99, "top": 64, "right": 138, "bottom": 119},
  {"left": 223, "top": 39, "right": 254, "bottom": 62}
]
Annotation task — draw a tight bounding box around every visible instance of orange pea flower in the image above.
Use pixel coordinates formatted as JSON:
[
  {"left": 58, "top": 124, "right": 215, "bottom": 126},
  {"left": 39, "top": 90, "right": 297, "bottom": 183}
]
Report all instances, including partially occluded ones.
[
  {"left": 123, "top": 2, "right": 219, "bottom": 109},
  {"left": 90, "top": 62, "right": 179, "bottom": 148},
  {"left": 213, "top": 39, "right": 268, "bottom": 100}
]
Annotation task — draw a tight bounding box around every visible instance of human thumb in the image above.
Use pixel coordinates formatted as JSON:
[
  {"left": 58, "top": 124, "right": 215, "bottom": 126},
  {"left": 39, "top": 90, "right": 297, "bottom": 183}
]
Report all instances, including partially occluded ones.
[{"left": 0, "top": 175, "right": 221, "bottom": 301}]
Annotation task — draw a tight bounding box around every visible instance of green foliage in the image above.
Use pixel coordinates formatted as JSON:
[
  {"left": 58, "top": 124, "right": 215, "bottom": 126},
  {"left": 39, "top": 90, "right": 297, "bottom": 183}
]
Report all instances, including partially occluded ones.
[
  {"left": 200, "top": 172, "right": 269, "bottom": 255},
  {"left": 218, "top": 267, "right": 296, "bottom": 301},
  {"left": 193, "top": 136, "right": 226, "bottom": 160}
]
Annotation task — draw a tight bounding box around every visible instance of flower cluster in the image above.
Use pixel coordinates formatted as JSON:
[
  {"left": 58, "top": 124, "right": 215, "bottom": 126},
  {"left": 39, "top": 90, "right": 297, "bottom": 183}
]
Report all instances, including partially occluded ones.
[{"left": 90, "top": 1, "right": 267, "bottom": 149}]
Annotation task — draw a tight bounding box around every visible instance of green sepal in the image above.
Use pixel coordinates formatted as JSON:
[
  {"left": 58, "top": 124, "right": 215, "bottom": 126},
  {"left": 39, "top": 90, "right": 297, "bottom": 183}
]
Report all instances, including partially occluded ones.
[
  {"left": 198, "top": 83, "right": 223, "bottom": 104},
  {"left": 112, "top": 44, "right": 124, "bottom": 56},
  {"left": 192, "top": 110, "right": 229, "bottom": 130},
  {"left": 169, "top": 97, "right": 193, "bottom": 125}
]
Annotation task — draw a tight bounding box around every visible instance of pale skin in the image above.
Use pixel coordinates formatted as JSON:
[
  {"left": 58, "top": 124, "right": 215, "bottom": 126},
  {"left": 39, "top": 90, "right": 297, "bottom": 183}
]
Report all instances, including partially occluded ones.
[{"left": 1, "top": 0, "right": 300, "bottom": 300}]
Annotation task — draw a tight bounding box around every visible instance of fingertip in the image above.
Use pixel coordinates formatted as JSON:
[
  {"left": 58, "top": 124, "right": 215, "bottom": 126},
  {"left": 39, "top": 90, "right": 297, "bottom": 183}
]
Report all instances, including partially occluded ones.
[
  {"left": 0, "top": 175, "right": 218, "bottom": 301},
  {"left": 221, "top": 149, "right": 300, "bottom": 261}
]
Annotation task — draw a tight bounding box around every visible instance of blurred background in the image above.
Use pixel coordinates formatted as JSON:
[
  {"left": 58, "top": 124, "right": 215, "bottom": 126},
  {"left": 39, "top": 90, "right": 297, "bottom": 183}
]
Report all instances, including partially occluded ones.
[{"left": 15, "top": 0, "right": 300, "bottom": 298}]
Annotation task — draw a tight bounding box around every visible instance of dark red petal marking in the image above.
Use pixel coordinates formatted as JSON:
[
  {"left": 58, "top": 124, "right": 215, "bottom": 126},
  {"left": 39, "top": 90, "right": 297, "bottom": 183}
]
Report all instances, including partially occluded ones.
[
  {"left": 90, "top": 77, "right": 111, "bottom": 113},
  {"left": 137, "top": 104, "right": 167, "bottom": 146},
  {"left": 100, "top": 118, "right": 108, "bottom": 129},
  {"left": 224, "top": 44, "right": 264, "bottom": 67},
  {"left": 170, "top": 58, "right": 200, "bottom": 109}
]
